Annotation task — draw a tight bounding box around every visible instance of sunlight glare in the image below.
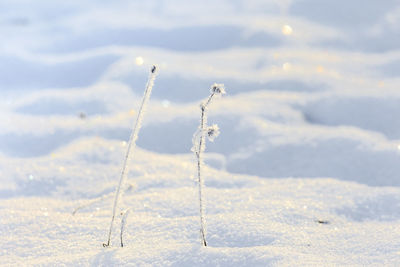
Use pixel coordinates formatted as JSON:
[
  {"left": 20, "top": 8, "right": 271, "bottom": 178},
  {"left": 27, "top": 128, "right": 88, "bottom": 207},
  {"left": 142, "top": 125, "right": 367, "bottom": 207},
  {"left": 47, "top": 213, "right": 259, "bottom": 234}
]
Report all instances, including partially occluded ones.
[
  {"left": 135, "top": 56, "right": 144, "bottom": 66},
  {"left": 317, "top": 66, "right": 324, "bottom": 73},
  {"left": 282, "top": 25, "right": 293, "bottom": 35},
  {"left": 282, "top": 62, "right": 292, "bottom": 71}
]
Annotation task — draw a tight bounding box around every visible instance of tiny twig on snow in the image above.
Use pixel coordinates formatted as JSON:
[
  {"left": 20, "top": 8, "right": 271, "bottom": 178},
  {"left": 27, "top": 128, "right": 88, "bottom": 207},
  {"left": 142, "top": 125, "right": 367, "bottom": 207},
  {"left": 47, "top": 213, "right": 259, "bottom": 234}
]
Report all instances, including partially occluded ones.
[
  {"left": 120, "top": 208, "right": 131, "bottom": 247},
  {"left": 72, "top": 184, "right": 134, "bottom": 216}
]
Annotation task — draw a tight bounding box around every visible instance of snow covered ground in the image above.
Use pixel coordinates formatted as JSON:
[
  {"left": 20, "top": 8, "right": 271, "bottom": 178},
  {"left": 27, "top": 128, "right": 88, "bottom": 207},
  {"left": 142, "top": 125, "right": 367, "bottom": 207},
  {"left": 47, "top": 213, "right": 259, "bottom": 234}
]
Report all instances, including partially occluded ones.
[{"left": 1, "top": 0, "right": 400, "bottom": 265}]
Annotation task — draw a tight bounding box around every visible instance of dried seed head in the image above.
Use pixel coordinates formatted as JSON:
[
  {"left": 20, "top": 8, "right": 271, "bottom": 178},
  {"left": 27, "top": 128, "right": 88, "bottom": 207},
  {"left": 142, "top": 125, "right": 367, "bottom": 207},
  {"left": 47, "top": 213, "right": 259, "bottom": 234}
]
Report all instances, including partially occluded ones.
[
  {"left": 206, "top": 124, "right": 220, "bottom": 142},
  {"left": 210, "top": 83, "right": 226, "bottom": 96}
]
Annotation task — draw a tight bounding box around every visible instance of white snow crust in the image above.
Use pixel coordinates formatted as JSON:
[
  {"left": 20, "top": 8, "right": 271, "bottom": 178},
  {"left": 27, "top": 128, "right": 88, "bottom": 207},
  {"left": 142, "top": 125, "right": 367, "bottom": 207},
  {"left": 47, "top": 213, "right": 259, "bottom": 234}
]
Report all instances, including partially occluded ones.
[{"left": 1, "top": 0, "right": 400, "bottom": 266}]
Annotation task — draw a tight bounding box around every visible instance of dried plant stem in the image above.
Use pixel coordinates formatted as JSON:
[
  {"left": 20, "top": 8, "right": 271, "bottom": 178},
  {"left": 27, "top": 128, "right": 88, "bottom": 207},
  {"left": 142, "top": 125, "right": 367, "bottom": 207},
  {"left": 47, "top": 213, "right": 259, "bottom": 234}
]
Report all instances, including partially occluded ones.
[
  {"left": 196, "top": 107, "right": 207, "bottom": 246},
  {"left": 72, "top": 184, "right": 134, "bottom": 216},
  {"left": 72, "top": 192, "right": 113, "bottom": 216},
  {"left": 195, "top": 92, "right": 215, "bottom": 247},
  {"left": 120, "top": 209, "right": 131, "bottom": 247},
  {"left": 103, "top": 65, "right": 157, "bottom": 247}
]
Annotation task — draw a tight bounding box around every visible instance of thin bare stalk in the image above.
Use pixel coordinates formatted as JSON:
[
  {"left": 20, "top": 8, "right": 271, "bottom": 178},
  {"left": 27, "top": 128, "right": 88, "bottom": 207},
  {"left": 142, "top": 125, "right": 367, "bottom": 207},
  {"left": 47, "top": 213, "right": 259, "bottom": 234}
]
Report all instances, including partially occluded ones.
[
  {"left": 193, "top": 84, "right": 224, "bottom": 247},
  {"left": 73, "top": 192, "right": 113, "bottom": 216},
  {"left": 120, "top": 208, "right": 131, "bottom": 247},
  {"left": 103, "top": 65, "right": 158, "bottom": 247},
  {"left": 72, "top": 184, "right": 134, "bottom": 216},
  {"left": 197, "top": 104, "right": 208, "bottom": 246}
]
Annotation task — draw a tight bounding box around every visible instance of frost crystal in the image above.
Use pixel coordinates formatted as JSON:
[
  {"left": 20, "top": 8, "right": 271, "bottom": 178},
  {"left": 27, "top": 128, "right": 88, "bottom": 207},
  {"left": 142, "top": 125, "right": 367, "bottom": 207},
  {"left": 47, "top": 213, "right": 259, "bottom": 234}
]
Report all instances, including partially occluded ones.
[
  {"left": 210, "top": 83, "right": 226, "bottom": 96},
  {"left": 207, "top": 124, "right": 220, "bottom": 142}
]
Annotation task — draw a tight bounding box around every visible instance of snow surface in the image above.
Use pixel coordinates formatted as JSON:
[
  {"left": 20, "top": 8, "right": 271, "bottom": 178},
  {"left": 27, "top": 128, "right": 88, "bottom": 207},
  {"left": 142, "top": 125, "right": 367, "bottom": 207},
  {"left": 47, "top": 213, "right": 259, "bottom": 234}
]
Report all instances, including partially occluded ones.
[{"left": 1, "top": 0, "right": 400, "bottom": 266}]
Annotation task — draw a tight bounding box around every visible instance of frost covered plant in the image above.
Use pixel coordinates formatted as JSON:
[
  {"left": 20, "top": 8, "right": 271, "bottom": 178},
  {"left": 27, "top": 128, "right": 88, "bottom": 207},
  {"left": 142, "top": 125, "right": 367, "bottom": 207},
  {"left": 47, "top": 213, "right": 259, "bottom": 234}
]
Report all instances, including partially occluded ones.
[
  {"left": 206, "top": 124, "right": 220, "bottom": 142},
  {"left": 120, "top": 208, "right": 131, "bottom": 247},
  {"left": 103, "top": 65, "right": 158, "bottom": 247},
  {"left": 192, "top": 83, "right": 225, "bottom": 246}
]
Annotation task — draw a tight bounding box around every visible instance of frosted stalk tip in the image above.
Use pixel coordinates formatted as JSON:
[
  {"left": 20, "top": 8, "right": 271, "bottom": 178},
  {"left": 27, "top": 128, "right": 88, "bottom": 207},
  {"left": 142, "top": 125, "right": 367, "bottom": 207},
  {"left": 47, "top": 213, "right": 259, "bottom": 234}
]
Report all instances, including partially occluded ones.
[{"left": 210, "top": 83, "right": 225, "bottom": 95}]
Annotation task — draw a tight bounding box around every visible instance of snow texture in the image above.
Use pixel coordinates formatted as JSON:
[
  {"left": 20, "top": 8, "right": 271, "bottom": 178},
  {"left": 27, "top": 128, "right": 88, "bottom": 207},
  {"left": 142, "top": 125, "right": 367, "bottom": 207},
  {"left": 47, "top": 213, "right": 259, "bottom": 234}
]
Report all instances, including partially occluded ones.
[{"left": 1, "top": 0, "right": 400, "bottom": 266}]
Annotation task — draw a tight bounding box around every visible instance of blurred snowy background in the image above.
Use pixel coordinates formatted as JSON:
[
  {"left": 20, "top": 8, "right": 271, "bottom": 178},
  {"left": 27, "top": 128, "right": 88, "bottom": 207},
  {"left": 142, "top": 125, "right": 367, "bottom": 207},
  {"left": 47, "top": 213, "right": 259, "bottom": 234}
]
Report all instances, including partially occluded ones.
[{"left": 2, "top": 0, "right": 400, "bottom": 265}]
